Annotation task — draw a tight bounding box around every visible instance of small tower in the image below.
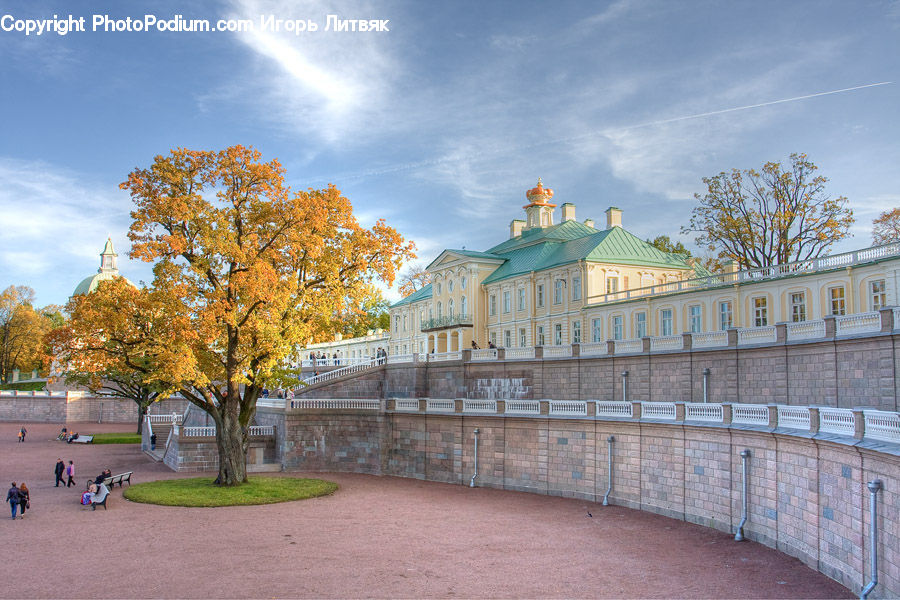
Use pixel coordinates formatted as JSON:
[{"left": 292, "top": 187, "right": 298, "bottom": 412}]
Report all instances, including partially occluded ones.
[
  {"left": 99, "top": 237, "right": 118, "bottom": 274},
  {"left": 523, "top": 179, "right": 556, "bottom": 230}
]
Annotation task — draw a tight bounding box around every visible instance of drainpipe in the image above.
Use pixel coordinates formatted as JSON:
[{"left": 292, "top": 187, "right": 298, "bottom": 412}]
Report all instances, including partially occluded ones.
[
  {"left": 735, "top": 449, "right": 751, "bottom": 541},
  {"left": 860, "top": 479, "right": 883, "bottom": 600},
  {"left": 470, "top": 428, "right": 480, "bottom": 488},
  {"left": 602, "top": 435, "right": 614, "bottom": 506},
  {"left": 621, "top": 371, "right": 629, "bottom": 402},
  {"left": 702, "top": 368, "right": 711, "bottom": 403}
]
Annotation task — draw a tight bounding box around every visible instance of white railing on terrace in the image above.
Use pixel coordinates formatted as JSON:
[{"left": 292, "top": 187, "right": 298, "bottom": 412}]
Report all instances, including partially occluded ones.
[
  {"left": 249, "top": 425, "right": 274, "bottom": 436},
  {"left": 595, "top": 401, "right": 633, "bottom": 418},
  {"left": 504, "top": 347, "right": 535, "bottom": 360},
  {"left": 543, "top": 345, "right": 572, "bottom": 358},
  {"left": 549, "top": 400, "right": 587, "bottom": 416},
  {"left": 426, "top": 399, "right": 456, "bottom": 412},
  {"left": 291, "top": 399, "right": 381, "bottom": 410},
  {"left": 471, "top": 348, "right": 498, "bottom": 361},
  {"left": 590, "top": 242, "right": 900, "bottom": 305},
  {"left": 819, "top": 408, "right": 855, "bottom": 436},
  {"left": 732, "top": 404, "right": 769, "bottom": 426},
  {"left": 387, "top": 354, "right": 414, "bottom": 364},
  {"left": 786, "top": 320, "right": 826, "bottom": 342},
  {"left": 614, "top": 339, "right": 643, "bottom": 354},
  {"left": 777, "top": 406, "right": 811, "bottom": 430},
  {"left": 148, "top": 413, "right": 183, "bottom": 424},
  {"left": 256, "top": 397, "right": 286, "bottom": 408},
  {"left": 463, "top": 400, "right": 497, "bottom": 413},
  {"left": 182, "top": 426, "right": 216, "bottom": 437},
  {"left": 579, "top": 342, "right": 608, "bottom": 356},
  {"left": 894, "top": 307, "right": 900, "bottom": 330},
  {"left": 301, "top": 357, "right": 373, "bottom": 368},
  {"left": 504, "top": 400, "right": 541, "bottom": 415},
  {"left": 650, "top": 335, "right": 683, "bottom": 352},
  {"left": 864, "top": 410, "right": 900, "bottom": 443},
  {"left": 429, "top": 351, "right": 461, "bottom": 362},
  {"left": 394, "top": 398, "right": 420, "bottom": 411},
  {"left": 641, "top": 401, "right": 676, "bottom": 420},
  {"left": 835, "top": 312, "right": 881, "bottom": 337},
  {"left": 691, "top": 331, "right": 728, "bottom": 349},
  {"left": 737, "top": 326, "right": 777, "bottom": 345},
  {"left": 302, "top": 357, "right": 384, "bottom": 386},
  {"left": 685, "top": 403, "right": 723, "bottom": 422}
]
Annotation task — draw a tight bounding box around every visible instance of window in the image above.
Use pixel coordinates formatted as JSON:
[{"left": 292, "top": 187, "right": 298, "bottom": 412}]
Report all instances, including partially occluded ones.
[
  {"left": 428, "top": 307, "right": 433, "bottom": 321},
  {"left": 829, "top": 287, "right": 845, "bottom": 316},
  {"left": 436, "top": 282, "right": 442, "bottom": 295},
  {"left": 753, "top": 297, "right": 768, "bottom": 326},
  {"left": 635, "top": 312, "right": 647, "bottom": 338},
  {"left": 461, "top": 276, "right": 467, "bottom": 290},
  {"left": 689, "top": 305, "right": 702, "bottom": 333},
  {"left": 503, "top": 291, "right": 511, "bottom": 313},
  {"left": 461, "top": 296, "right": 467, "bottom": 316},
  {"left": 607, "top": 277, "right": 618, "bottom": 294},
  {"left": 718, "top": 301, "right": 733, "bottom": 330},
  {"left": 573, "top": 321, "right": 581, "bottom": 343},
  {"left": 437, "top": 302, "right": 442, "bottom": 319},
  {"left": 420, "top": 311, "right": 425, "bottom": 326},
  {"left": 448, "top": 299, "right": 454, "bottom": 317},
  {"left": 790, "top": 292, "right": 806, "bottom": 322},
  {"left": 554, "top": 280, "right": 564, "bottom": 304},
  {"left": 612, "top": 315, "right": 624, "bottom": 340},
  {"left": 489, "top": 295, "right": 496, "bottom": 316},
  {"left": 554, "top": 324, "right": 563, "bottom": 345},
  {"left": 394, "top": 316, "right": 399, "bottom": 331},
  {"left": 537, "top": 285, "right": 544, "bottom": 307},
  {"left": 537, "top": 326, "right": 545, "bottom": 346},
  {"left": 490, "top": 332, "right": 497, "bottom": 346},
  {"left": 518, "top": 288, "right": 526, "bottom": 311},
  {"left": 519, "top": 328, "right": 526, "bottom": 347},
  {"left": 572, "top": 276, "right": 581, "bottom": 301},
  {"left": 403, "top": 315, "right": 407, "bottom": 331},
  {"left": 448, "top": 279, "right": 454, "bottom": 293},
  {"left": 504, "top": 330, "right": 511, "bottom": 348},
  {"left": 660, "top": 309, "right": 673, "bottom": 336},
  {"left": 870, "top": 279, "right": 886, "bottom": 310},
  {"left": 592, "top": 318, "right": 603, "bottom": 342}
]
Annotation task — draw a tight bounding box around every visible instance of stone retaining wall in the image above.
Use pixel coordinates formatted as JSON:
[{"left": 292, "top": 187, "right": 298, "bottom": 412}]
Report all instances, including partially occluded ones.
[{"left": 0, "top": 393, "right": 188, "bottom": 424}]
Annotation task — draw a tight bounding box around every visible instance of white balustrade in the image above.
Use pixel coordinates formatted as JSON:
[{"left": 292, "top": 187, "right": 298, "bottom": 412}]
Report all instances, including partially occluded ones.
[
  {"left": 835, "top": 312, "right": 881, "bottom": 337},
  {"left": 819, "top": 408, "right": 856, "bottom": 436},
  {"left": 786, "top": 320, "right": 826, "bottom": 342},
  {"left": 426, "top": 399, "right": 456, "bottom": 412},
  {"left": 579, "top": 342, "right": 608, "bottom": 356},
  {"left": 148, "top": 414, "right": 183, "bottom": 424},
  {"left": 543, "top": 345, "right": 573, "bottom": 358},
  {"left": 504, "top": 400, "right": 540, "bottom": 415},
  {"left": 394, "top": 398, "right": 420, "bottom": 412},
  {"left": 301, "top": 357, "right": 373, "bottom": 368},
  {"left": 685, "top": 403, "right": 723, "bottom": 422},
  {"left": 249, "top": 425, "right": 274, "bottom": 436},
  {"left": 864, "top": 410, "right": 900, "bottom": 443},
  {"left": 691, "top": 331, "right": 728, "bottom": 349},
  {"left": 650, "top": 335, "right": 683, "bottom": 352},
  {"left": 641, "top": 401, "right": 676, "bottom": 420},
  {"left": 737, "top": 326, "right": 777, "bottom": 345},
  {"left": 776, "top": 406, "right": 811, "bottom": 430},
  {"left": 387, "top": 354, "right": 414, "bottom": 364},
  {"left": 504, "top": 347, "right": 535, "bottom": 360},
  {"left": 470, "top": 348, "right": 499, "bottom": 361},
  {"left": 182, "top": 426, "right": 216, "bottom": 437},
  {"left": 256, "top": 398, "right": 286, "bottom": 408},
  {"left": 291, "top": 399, "right": 381, "bottom": 410},
  {"left": 463, "top": 400, "right": 497, "bottom": 413},
  {"left": 614, "top": 339, "right": 643, "bottom": 354},
  {"left": 893, "top": 307, "right": 900, "bottom": 330},
  {"left": 549, "top": 400, "right": 586, "bottom": 416},
  {"left": 595, "top": 401, "right": 633, "bottom": 418},
  {"left": 732, "top": 404, "right": 770, "bottom": 426},
  {"left": 429, "top": 351, "right": 461, "bottom": 362},
  {"left": 303, "top": 357, "right": 384, "bottom": 386}
]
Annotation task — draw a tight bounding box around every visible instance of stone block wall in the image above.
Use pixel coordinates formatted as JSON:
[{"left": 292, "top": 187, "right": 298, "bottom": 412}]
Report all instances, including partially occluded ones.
[
  {"left": 0, "top": 396, "right": 66, "bottom": 421},
  {"left": 166, "top": 435, "right": 276, "bottom": 472},
  {"left": 0, "top": 393, "right": 188, "bottom": 424}
]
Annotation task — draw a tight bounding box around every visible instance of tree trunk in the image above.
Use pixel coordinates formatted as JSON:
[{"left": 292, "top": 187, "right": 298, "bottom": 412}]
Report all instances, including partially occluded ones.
[
  {"left": 136, "top": 412, "right": 143, "bottom": 435},
  {"left": 215, "top": 407, "right": 248, "bottom": 485}
]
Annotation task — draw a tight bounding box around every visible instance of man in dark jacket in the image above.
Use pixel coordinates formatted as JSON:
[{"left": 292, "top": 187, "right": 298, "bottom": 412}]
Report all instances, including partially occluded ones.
[
  {"left": 6, "top": 482, "right": 19, "bottom": 519},
  {"left": 54, "top": 459, "right": 65, "bottom": 487}
]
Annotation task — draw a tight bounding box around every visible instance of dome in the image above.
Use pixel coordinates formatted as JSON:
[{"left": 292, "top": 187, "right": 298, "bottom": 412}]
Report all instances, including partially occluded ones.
[{"left": 71, "top": 238, "right": 137, "bottom": 297}]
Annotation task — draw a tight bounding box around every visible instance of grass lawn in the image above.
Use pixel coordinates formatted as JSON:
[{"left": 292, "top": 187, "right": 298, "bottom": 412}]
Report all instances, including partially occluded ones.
[
  {"left": 89, "top": 432, "right": 142, "bottom": 444},
  {"left": 0, "top": 381, "right": 45, "bottom": 391},
  {"left": 124, "top": 476, "right": 338, "bottom": 507}
]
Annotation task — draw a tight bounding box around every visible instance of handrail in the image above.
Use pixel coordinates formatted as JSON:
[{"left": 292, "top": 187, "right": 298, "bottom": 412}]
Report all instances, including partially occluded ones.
[{"left": 302, "top": 357, "right": 385, "bottom": 386}]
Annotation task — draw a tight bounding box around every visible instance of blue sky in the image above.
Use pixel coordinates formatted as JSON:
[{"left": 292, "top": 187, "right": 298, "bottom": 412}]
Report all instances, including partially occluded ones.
[{"left": 1, "top": 0, "right": 898, "bottom": 308}]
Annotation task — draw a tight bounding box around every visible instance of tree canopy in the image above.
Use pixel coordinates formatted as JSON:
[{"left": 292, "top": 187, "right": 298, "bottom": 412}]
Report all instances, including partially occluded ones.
[
  {"left": 683, "top": 153, "right": 854, "bottom": 268},
  {"left": 55, "top": 145, "right": 415, "bottom": 484},
  {"left": 872, "top": 208, "right": 900, "bottom": 245},
  {"left": 0, "top": 286, "right": 57, "bottom": 383},
  {"left": 397, "top": 264, "right": 430, "bottom": 297}
]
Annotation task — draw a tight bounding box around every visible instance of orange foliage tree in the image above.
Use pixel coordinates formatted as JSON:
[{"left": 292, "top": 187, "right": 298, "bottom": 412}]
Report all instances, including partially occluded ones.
[
  {"left": 872, "top": 208, "right": 900, "bottom": 245},
  {"left": 58, "top": 145, "right": 415, "bottom": 484},
  {"left": 683, "top": 153, "right": 854, "bottom": 268}
]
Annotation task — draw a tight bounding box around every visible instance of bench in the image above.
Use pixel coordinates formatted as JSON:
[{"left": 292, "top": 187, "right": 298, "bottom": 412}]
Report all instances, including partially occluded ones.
[
  {"left": 90, "top": 471, "right": 133, "bottom": 488},
  {"left": 70, "top": 435, "right": 93, "bottom": 444},
  {"left": 90, "top": 484, "right": 110, "bottom": 511}
]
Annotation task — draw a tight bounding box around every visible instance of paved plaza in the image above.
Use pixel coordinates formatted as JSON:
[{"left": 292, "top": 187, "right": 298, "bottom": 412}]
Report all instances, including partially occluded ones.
[{"left": 1, "top": 423, "right": 851, "bottom": 599}]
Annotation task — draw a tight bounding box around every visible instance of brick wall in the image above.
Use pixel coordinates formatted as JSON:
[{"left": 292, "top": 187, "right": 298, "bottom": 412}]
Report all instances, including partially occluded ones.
[{"left": 0, "top": 393, "right": 187, "bottom": 424}]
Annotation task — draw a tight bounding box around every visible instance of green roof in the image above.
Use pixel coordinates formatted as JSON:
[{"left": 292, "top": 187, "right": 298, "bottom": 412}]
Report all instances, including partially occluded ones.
[{"left": 390, "top": 283, "right": 433, "bottom": 308}]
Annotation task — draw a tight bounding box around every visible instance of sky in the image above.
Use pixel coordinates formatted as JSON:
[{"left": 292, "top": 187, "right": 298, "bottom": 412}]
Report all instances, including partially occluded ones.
[{"left": 1, "top": 0, "right": 898, "bottom": 308}]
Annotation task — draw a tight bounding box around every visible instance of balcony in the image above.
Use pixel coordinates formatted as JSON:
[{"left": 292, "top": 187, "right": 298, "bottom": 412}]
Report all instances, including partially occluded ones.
[{"left": 421, "top": 315, "right": 474, "bottom": 331}]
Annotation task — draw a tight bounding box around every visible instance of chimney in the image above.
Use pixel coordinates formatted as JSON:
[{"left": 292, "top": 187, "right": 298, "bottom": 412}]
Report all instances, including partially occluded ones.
[
  {"left": 605, "top": 206, "right": 622, "bottom": 229},
  {"left": 584, "top": 218, "right": 595, "bottom": 229},
  {"left": 510, "top": 219, "right": 525, "bottom": 238},
  {"left": 561, "top": 203, "right": 576, "bottom": 222}
]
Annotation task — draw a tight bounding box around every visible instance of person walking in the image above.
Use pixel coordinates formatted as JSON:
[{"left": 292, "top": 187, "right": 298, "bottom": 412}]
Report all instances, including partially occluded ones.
[
  {"left": 65, "top": 460, "right": 75, "bottom": 488},
  {"left": 18, "top": 426, "right": 27, "bottom": 442},
  {"left": 6, "top": 482, "right": 19, "bottom": 520},
  {"left": 54, "top": 458, "right": 65, "bottom": 487},
  {"left": 17, "top": 483, "right": 29, "bottom": 519}
]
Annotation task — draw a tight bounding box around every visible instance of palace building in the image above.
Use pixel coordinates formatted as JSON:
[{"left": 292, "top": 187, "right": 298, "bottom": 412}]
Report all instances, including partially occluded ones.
[{"left": 386, "top": 180, "right": 899, "bottom": 356}]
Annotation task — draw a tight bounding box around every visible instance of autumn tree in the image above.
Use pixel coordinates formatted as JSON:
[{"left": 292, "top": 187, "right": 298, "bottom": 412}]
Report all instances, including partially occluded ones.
[
  {"left": 646, "top": 235, "right": 723, "bottom": 274},
  {"left": 683, "top": 153, "right": 854, "bottom": 268},
  {"left": 47, "top": 278, "right": 163, "bottom": 434},
  {"left": 336, "top": 286, "right": 391, "bottom": 338},
  {"left": 872, "top": 208, "right": 900, "bottom": 245},
  {"left": 0, "top": 286, "right": 56, "bottom": 383},
  {"left": 61, "top": 145, "right": 414, "bottom": 485},
  {"left": 397, "top": 264, "right": 430, "bottom": 297}
]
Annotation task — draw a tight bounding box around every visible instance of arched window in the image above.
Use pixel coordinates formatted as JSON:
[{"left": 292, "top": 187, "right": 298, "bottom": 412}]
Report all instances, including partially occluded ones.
[
  {"left": 449, "top": 299, "right": 454, "bottom": 317},
  {"left": 437, "top": 302, "right": 442, "bottom": 319},
  {"left": 461, "top": 295, "right": 467, "bottom": 316}
]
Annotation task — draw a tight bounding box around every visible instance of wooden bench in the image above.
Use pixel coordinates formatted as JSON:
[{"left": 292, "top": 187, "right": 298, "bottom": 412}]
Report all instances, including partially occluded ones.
[
  {"left": 90, "top": 484, "right": 110, "bottom": 511},
  {"left": 101, "top": 471, "right": 133, "bottom": 488},
  {"left": 70, "top": 435, "right": 93, "bottom": 444}
]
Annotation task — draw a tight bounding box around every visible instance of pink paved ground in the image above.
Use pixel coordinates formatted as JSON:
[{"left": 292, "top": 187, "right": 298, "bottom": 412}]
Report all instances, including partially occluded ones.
[{"left": 1, "top": 423, "right": 851, "bottom": 599}]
